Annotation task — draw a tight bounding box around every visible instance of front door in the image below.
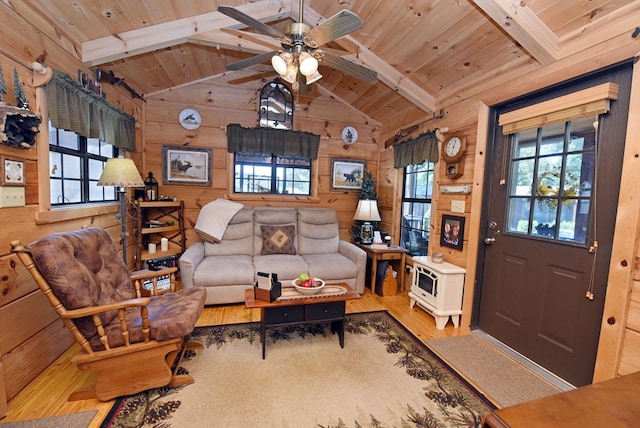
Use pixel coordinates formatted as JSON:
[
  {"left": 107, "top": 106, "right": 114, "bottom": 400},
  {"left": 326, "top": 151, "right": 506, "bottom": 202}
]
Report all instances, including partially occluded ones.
[{"left": 476, "top": 63, "right": 632, "bottom": 386}]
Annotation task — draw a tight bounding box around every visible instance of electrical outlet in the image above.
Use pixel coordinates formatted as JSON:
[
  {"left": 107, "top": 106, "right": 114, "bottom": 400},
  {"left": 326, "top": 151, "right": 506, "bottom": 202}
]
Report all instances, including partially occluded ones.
[
  {"left": 0, "top": 187, "right": 25, "bottom": 207},
  {"left": 451, "top": 200, "right": 465, "bottom": 213}
]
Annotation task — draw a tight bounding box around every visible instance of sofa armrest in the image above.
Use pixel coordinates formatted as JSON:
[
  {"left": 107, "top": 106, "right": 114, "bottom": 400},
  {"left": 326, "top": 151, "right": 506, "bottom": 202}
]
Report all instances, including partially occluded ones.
[
  {"left": 339, "top": 240, "right": 367, "bottom": 293},
  {"left": 179, "top": 242, "right": 205, "bottom": 289}
]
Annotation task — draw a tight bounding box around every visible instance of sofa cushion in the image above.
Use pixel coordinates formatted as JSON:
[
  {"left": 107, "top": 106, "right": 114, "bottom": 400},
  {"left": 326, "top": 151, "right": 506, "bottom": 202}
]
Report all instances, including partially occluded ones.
[
  {"left": 204, "top": 207, "right": 254, "bottom": 256},
  {"left": 303, "top": 253, "right": 359, "bottom": 280},
  {"left": 260, "top": 225, "right": 296, "bottom": 255},
  {"left": 297, "top": 208, "right": 340, "bottom": 255},
  {"left": 253, "top": 254, "right": 308, "bottom": 283},
  {"left": 194, "top": 255, "right": 255, "bottom": 286},
  {"left": 28, "top": 228, "right": 135, "bottom": 340},
  {"left": 254, "top": 207, "right": 297, "bottom": 255}
]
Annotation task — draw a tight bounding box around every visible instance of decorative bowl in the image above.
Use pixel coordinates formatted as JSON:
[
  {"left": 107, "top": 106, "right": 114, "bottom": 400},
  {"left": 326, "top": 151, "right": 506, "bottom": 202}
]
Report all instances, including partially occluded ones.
[{"left": 292, "top": 278, "right": 325, "bottom": 295}]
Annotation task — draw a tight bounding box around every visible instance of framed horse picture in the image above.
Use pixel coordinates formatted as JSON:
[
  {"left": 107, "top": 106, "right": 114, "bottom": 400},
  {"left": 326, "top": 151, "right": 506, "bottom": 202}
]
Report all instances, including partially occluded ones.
[{"left": 331, "top": 158, "right": 366, "bottom": 191}]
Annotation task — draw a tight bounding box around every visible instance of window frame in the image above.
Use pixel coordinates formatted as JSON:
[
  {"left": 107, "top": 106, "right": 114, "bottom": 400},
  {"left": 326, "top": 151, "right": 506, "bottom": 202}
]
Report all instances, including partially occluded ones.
[
  {"left": 49, "top": 121, "right": 118, "bottom": 206},
  {"left": 400, "top": 160, "right": 435, "bottom": 256}
]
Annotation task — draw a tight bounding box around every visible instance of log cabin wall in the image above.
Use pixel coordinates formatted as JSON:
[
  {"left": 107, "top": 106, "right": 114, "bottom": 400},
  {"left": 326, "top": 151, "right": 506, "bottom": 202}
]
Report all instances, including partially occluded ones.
[
  {"left": 0, "top": 5, "right": 144, "bottom": 408},
  {"left": 144, "top": 77, "right": 380, "bottom": 244}
]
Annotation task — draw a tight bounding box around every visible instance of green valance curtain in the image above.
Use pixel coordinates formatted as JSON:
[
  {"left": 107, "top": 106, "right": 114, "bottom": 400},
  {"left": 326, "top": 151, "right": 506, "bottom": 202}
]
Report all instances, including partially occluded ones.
[
  {"left": 226, "top": 123, "right": 320, "bottom": 159},
  {"left": 393, "top": 129, "right": 439, "bottom": 168},
  {"left": 45, "top": 70, "right": 136, "bottom": 151}
]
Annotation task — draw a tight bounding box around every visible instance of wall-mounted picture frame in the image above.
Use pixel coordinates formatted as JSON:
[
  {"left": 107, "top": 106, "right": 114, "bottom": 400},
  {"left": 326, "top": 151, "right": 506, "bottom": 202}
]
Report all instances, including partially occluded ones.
[
  {"left": 0, "top": 156, "right": 25, "bottom": 186},
  {"left": 441, "top": 214, "right": 465, "bottom": 250},
  {"left": 162, "top": 145, "right": 212, "bottom": 186},
  {"left": 331, "top": 158, "right": 366, "bottom": 191}
]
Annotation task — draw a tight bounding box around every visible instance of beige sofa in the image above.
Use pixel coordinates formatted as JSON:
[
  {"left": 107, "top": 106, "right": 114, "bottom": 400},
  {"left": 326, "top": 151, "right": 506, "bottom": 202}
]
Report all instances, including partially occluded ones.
[{"left": 179, "top": 206, "right": 367, "bottom": 305}]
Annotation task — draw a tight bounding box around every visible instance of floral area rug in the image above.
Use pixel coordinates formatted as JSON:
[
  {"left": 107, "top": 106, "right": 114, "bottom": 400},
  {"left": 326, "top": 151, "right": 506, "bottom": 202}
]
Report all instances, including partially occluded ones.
[{"left": 100, "top": 311, "right": 494, "bottom": 427}]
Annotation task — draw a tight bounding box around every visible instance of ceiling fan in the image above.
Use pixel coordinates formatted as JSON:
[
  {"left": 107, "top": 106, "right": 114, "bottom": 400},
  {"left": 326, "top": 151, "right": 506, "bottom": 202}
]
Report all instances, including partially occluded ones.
[{"left": 217, "top": 0, "right": 377, "bottom": 93}]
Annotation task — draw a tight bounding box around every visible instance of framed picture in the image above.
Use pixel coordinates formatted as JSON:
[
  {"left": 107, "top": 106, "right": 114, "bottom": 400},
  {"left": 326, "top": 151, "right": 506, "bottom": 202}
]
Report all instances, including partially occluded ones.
[
  {"left": 1, "top": 157, "right": 25, "bottom": 186},
  {"left": 162, "top": 145, "right": 212, "bottom": 186},
  {"left": 331, "top": 158, "right": 366, "bottom": 191},
  {"left": 440, "top": 214, "right": 465, "bottom": 250}
]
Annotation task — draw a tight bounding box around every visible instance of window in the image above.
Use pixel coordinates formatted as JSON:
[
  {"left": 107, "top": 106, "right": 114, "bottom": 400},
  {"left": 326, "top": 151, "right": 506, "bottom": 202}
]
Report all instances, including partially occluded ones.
[
  {"left": 234, "top": 152, "right": 311, "bottom": 195},
  {"left": 400, "top": 160, "right": 434, "bottom": 256},
  {"left": 506, "top": 117, "right": 595, "bottom": 244},
  {"left": 49, "top": 121, "right": 117, "bottom": 205},
  {"left": 259, "top": 80, "right": 293, "bottom": 129}
]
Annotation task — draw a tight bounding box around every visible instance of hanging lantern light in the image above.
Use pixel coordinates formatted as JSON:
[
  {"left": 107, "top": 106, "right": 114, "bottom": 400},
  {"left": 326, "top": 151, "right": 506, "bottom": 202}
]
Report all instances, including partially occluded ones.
[{"left": 144, "top": 171, "right": 158, "bottom": 201}]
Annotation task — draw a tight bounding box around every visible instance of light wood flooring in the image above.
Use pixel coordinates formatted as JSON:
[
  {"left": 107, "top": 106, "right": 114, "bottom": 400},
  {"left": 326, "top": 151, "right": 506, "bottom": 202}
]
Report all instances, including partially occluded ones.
[{"left": 1, "top": 289, "right": 466, "bottom": 426}]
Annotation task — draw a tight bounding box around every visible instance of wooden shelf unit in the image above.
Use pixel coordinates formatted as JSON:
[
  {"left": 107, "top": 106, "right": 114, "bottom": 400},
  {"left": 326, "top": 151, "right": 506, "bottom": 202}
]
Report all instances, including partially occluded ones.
[{"left": 134, "top": 200, "right": 185, "bottom": 270}]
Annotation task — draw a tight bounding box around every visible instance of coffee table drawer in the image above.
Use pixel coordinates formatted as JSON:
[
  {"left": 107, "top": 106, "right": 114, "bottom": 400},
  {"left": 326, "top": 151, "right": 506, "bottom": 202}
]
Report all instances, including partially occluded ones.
[
  {"left": 305, "top": 302, "right": 344, "bottom": 321},
  {"left": 265, "top": 306, "right": 304, "bottom": 325}
]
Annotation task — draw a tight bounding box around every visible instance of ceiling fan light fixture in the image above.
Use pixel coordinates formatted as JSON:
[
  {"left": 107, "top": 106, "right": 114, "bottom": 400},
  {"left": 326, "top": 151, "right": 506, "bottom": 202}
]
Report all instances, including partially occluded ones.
[
  {"left": 271, "top": 53, "right": 289, "bottom": 75},
  {"left": 299, "top": 53, "right": 318, "bottom": 76},
  {"left": 306, "top": 70, "right": 323, "bottom": 85},
  {"left": 281, "top": 63, "right": 298, "bottom": 84}
]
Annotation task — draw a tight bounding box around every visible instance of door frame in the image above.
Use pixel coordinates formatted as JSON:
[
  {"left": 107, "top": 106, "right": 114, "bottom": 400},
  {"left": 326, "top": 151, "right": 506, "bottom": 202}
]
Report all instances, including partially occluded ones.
[{"left": 461, "top": 61, "right": 640, "bottom": 383}]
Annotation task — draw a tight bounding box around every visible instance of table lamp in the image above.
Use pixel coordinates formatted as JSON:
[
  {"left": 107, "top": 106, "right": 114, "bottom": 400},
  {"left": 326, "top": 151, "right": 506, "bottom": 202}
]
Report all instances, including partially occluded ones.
[
  {"left": 98, "top": 157, "right": 145, "bottom": 264},
  {"left": 354, "top": 200, "right": 381, "bottom": 244}
]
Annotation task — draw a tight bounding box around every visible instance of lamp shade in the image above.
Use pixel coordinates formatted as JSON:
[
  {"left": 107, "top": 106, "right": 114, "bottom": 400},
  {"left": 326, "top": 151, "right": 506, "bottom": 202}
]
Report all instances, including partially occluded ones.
[
  {"left": 299, "top": 53, "right": 318, "bottom": 76},
  {"left": 97, "top": 158, "right": 144, "bottom": 187},
  {"left": 353, "top": 200, "right": 381, "bottom": 222},
  {"left": 271, "top": 53, "right": 288, "bottom": 75}
]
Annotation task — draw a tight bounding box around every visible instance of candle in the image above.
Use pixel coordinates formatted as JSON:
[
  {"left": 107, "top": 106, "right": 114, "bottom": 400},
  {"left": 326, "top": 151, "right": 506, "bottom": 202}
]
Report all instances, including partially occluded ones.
[
  {"left": 148, "top": 243, "right": 156, "bottom": 254},
  {"left": 160, "top": 237, "right": 169, "bottom": 252}
]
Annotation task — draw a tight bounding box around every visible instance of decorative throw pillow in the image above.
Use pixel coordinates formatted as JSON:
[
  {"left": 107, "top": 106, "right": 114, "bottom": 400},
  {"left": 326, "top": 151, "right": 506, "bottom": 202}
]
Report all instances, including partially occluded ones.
[{"left": 261, "top": 225, "right": 296, "bottom": 255}]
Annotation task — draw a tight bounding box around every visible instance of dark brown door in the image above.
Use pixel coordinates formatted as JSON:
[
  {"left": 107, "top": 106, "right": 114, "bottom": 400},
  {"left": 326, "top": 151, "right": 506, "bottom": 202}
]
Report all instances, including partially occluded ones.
[{"left": 476, "top": 63, "right": 632, "bottom": 387}]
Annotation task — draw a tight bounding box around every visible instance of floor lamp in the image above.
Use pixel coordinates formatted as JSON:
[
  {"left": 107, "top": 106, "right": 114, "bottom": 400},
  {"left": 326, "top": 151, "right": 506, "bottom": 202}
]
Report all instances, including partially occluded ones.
[{"left": 98, "top": 158, "right": 144, "bottom": 264}]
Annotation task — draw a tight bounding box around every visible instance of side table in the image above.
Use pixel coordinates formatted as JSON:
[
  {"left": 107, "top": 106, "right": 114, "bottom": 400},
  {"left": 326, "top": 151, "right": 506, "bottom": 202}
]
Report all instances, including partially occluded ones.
[{"left": 356, "top": 243, "right": 408, "bottom": 295}]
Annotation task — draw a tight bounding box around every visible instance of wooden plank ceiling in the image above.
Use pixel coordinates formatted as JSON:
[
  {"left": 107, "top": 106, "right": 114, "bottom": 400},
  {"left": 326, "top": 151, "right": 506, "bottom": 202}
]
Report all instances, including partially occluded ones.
[{"left": 15, "top": 0, "right": 640, "bottom": 137}]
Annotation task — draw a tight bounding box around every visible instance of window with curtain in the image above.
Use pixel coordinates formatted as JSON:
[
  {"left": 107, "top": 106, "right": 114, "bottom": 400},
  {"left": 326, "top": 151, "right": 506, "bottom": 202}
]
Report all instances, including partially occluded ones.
[
  {"left": 227, "top": 123, "right": 319, "bottom": 196},
  {"left": 400, "top": 160, "right": 434, "bottom": 256},
  {"left": 49, "top": 120, "right": 117, "bottom": 205}
]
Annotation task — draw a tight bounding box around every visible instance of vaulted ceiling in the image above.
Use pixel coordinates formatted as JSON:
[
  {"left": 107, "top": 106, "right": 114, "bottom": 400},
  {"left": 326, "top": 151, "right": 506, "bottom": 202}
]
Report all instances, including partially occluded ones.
[{"left": 19, "top": 0, "right": 640, "bottom": 136}]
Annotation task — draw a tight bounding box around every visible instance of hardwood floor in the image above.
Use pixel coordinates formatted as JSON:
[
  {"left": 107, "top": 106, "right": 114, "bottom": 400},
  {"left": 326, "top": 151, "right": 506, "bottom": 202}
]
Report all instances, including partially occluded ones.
[{"left": 1, "top": 290, "right": 466, "bottom": 426}]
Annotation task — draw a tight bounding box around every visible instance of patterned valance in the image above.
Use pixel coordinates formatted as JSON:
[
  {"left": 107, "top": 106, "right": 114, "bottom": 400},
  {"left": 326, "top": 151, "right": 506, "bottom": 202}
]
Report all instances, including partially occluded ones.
[
  {"left": 226, "top": 123, "right": 320, "bottom": 159},
  {"left": 45, "top": 70, "right": 136, "bottom": 151},
  {"left": 393, "top": 129, "right": 439, "bottom": 168}
]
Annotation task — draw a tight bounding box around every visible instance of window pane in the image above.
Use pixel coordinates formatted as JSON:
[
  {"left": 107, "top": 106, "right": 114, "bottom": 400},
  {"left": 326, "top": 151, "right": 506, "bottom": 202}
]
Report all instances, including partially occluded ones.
[
  {"left": 58, "top": 129, "right": 79, "bottom": 150},
  {"left": 558, "top": 199, "right": 589, "bottom": 243},
  {"left": 63, "top": 180, "right": 82, "bottom": 203},
  {"left": 88, "top": 158, "right": 104, "bottom": 180},
  {"left": 63, "top": 154, "right": 82, "bottom": 179},
  {"left": 514, "top": 129, "right": 537, "bottom": 158},
  {"left": 506, "top": 197, "right": 531, "bottom": 234},
  {"left": 87, "top": 137, "right": 101, "bottom": 155},
  {"left": 510, "top": 159, "right": 534, "bottom": 196},
  {"left": 49, "top": 152, "right": 62, "bottom": 178},
  {"left": 88, "top": 181, "right": 105, "bottom": 201},
  {"left": 539, "top": 122, "right": 565, "bottom": 155},
  {"left": 532, "top": 198, "right": 557, "bottom": 239},
  {"left": 50, "top": 178, "right": 62, "bottom": 204}
]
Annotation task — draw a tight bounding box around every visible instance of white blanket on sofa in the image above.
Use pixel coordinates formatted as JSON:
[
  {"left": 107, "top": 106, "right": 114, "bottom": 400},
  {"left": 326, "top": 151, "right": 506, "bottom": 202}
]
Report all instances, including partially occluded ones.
[{"left": 194, "top": 198, "right": 244, "bottom": 243}]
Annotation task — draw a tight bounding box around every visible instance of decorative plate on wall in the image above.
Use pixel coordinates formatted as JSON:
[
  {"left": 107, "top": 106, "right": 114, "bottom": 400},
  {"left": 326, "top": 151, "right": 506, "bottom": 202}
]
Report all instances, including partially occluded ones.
[
  {"left": 179, "top": 108, "right": 202, "bottom": 130},
  {"left": 341, "top": 126, "right": 358, "bottom": 144}
]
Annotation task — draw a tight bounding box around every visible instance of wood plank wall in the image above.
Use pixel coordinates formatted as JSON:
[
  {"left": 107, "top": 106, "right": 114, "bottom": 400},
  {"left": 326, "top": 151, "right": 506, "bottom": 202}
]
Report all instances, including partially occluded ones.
[
  {"left": 0, "top": 4, "right": 143, "bottom": 407},
  {"left": 144, "top": 77, "right": 381, "bottom": 244}
]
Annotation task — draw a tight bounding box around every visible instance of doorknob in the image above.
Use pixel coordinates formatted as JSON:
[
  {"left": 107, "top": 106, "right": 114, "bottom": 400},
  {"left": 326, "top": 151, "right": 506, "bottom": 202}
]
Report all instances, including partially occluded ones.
[{"left": 485, "top": 220, "right": 500, "bottom": 245}]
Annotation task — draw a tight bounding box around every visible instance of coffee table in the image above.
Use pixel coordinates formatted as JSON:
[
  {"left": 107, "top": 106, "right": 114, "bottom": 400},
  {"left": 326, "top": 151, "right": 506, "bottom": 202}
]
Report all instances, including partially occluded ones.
[{"left": 244, "top": 284, "right": 361, "bottom": 359}]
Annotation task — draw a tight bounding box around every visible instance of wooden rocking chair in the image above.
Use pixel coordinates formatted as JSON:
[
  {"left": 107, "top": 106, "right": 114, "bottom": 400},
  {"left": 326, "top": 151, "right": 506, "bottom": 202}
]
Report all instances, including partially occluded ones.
[{"left": 11, "top": 228, "right": 207, "bottom": 401}]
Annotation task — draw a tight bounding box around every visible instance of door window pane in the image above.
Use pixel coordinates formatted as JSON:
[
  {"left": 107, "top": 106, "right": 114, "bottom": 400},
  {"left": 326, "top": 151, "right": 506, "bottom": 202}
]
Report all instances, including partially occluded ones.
[{"left": 506, "top": 117, "right": 595, "bottom": 244}]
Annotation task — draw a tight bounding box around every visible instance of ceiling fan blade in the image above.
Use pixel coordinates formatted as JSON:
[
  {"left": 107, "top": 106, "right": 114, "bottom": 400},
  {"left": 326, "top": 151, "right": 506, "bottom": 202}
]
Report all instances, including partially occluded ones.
[
  {"left": 218, "top": 6, "right": 284, "bottom": 39},
  {"left": 319, "top": 51, "right": 377, "bottom": 84},
  {"left": 226, "top": 50, "right": 279, "bottom": 71},
  {"left": 308, "top": 10, "right": 363, "bottom": 46}
]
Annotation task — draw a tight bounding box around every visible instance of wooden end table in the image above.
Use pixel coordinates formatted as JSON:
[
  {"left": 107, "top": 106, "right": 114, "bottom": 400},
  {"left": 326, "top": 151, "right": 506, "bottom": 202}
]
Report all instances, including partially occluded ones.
[
  {"left": 244, "top": 284, "right": 361, "bottom": 359},
  {"left": 356, "top": 243, "right": 408, "bottom": 295}
]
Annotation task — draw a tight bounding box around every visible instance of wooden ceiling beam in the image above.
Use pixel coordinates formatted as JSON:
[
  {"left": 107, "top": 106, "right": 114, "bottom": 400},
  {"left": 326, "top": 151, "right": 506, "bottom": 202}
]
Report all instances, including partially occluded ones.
[
  {"left": 81, "top": 0, "right": 291, "bottom": 66},
  {"left": 471, "top": 0, "right": 558, "bottom": 65}
]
